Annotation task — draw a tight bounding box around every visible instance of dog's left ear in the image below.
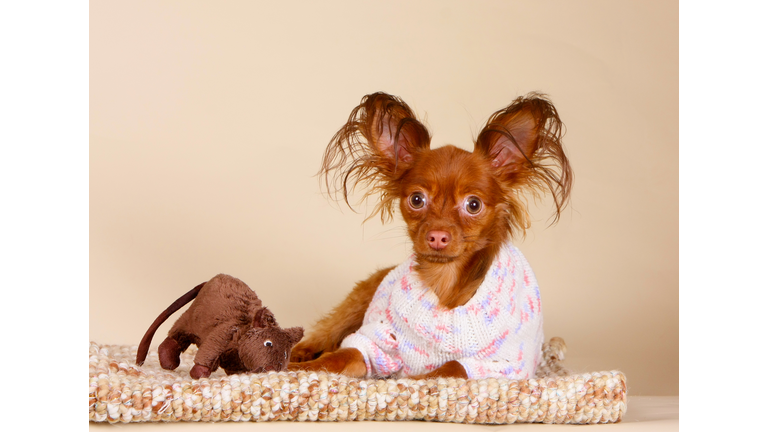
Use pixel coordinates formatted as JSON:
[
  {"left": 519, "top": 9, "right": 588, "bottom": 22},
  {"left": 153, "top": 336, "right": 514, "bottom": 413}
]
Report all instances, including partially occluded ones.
[{"left": 474, "top": 93, "right": 572, "bottom": 219}]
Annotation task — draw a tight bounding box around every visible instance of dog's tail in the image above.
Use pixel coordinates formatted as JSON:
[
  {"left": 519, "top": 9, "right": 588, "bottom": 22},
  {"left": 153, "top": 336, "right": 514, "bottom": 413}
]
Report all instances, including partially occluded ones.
[{"left": 135, "top": 282, "right": 206, "bottom": 366}]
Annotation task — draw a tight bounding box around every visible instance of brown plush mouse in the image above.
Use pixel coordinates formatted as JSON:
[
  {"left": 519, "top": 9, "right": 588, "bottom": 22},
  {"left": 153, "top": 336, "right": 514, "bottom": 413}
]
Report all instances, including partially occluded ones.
[{"left": 136, "top": 274, "right": 303, "bottom": 379}]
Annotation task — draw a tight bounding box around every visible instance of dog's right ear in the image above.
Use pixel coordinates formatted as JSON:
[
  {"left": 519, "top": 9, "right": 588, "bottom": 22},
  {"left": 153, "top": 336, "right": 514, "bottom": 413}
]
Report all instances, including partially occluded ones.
[
  {"left": 360, "top": 92, "right": 431, "bottom": 164},
  {"left": 320, "top": 92, "right": 431, "bottom": 221}
]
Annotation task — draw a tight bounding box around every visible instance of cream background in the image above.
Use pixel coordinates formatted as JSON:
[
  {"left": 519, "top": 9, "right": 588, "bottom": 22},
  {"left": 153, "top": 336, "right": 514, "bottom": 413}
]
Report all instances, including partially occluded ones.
[{"left": 90, "top": 0, "right": 678, "bottom": 399}]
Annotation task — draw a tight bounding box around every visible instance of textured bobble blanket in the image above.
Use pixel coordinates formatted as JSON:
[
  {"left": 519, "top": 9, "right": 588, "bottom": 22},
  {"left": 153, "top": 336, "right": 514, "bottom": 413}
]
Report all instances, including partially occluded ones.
[{"left": 89, "top": 337, "right": 627, "bottom": 424}]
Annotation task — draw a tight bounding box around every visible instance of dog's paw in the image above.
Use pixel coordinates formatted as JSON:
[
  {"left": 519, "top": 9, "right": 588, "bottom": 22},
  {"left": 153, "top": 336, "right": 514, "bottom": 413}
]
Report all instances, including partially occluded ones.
[
  {"left": 288, "top": 349, "right": 367, "bottom": 378},
  {"left": 406, "top": 361, "right": 468, "bottom": 380},
  {"left": 290, "top": 341, "right": 321, "bottom": 363},
  {"left": 287, "top": 361, "right": 309, "bottom": 372}
]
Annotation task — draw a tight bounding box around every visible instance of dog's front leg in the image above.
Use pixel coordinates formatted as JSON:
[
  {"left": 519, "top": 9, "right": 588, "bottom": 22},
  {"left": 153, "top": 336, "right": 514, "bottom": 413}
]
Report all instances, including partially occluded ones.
[
  {"left": 290, "top": 267, "right": 393, "bottom": 362},
  {"left": 407, "top": 361, "right": 468, "bottom": 380},
  {"left": 288, "top": 347, "right": 367, "bottom": 378}
]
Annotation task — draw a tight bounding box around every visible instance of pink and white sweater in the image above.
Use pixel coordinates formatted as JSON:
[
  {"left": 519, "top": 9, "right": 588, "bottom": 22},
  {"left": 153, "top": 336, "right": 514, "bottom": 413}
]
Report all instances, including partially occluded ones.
[{"left": 340, "top": 242, "right": 544, "bottom": 379}]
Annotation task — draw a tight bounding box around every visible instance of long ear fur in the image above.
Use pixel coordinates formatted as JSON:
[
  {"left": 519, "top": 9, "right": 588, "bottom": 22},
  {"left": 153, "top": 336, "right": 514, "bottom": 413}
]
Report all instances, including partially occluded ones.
[
  {"left": 319, "top": 92, "right": 431, "bottom": 222},
  {"left": 475, "top": 93, "right": 573, "bottom": 226}
]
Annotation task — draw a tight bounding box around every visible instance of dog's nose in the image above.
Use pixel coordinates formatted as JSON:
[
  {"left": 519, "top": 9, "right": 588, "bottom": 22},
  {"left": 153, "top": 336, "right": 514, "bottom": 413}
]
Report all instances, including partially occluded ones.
[{"left": 427, "top": 230, "right": 451, "bottom": 250}]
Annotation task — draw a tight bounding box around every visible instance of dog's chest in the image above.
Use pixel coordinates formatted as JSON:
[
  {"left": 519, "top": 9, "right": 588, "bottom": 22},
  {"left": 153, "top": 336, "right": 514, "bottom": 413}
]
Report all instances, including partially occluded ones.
[{"left": 364, "top": 244, "right": 541, "bottom": 355}]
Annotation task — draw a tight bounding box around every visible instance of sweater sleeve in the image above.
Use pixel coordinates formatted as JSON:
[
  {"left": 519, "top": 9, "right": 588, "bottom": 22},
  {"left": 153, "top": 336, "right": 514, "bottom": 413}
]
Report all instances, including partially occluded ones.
[
  {"left": 339, "top": 269, "right": 404, "bottom": 378},
  {"left": 340, "top": 330, "right": 403, "bottom": 378}
]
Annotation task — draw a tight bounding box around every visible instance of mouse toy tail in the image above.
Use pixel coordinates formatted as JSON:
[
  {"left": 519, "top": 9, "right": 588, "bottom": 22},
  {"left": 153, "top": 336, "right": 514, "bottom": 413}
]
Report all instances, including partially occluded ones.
[{"left": 135, "top": 281, "right": 206, "bottom": 366}]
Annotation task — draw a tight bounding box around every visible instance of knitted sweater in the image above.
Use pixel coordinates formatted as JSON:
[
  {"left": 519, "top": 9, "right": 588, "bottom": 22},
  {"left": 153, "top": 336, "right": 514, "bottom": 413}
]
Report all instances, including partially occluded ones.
[{"left": 340, "top": 242, "right": 544, "bottom": 379}]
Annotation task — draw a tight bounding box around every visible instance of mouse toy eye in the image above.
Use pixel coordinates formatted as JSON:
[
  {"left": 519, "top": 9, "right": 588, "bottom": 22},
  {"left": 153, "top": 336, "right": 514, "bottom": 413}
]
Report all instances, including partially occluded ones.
[
  {"left": 264, "top": 340, "right": 273, "bottom": 347},
  {"left": 409, "top": 192, "right": 426, "bottom": 209},
  {"left": 465, "top": 197, "right": 483, "bottom": 214}
]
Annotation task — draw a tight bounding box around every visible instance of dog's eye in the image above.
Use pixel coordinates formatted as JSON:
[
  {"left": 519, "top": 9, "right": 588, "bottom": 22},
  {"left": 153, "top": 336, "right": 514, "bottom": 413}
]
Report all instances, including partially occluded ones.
[
  {"left": 264, "top": 340, "right": 273, "bottom": 347},
  {"left": 465, "top": 197, "right": 483, "bottom": 214},
  {"left": 409, "top": 192, "right": 426, "bottom": 209}
]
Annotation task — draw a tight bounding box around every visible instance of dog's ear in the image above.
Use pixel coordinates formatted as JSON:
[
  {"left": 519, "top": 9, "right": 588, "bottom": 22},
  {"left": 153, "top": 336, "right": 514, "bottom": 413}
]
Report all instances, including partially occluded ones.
[
  {"left": 360, "top": 92, "right": 431, "bottom": 165},
  {"left": 474, "top": 93, "right": 572, "bottom": 221},
  {"left": 320, "top": 92, "right": 431, "bottom": 221}
]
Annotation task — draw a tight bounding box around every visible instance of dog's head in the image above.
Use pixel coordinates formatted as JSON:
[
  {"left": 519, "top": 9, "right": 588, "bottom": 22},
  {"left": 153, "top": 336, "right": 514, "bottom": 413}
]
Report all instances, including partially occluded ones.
[{"left": 320, "top": 92, "right": 572, "bottom": 264}]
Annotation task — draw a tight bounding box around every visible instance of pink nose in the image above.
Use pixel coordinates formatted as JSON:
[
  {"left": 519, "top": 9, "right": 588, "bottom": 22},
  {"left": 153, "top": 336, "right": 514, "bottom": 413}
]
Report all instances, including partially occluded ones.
[{"left": 427, "top": 230, "right": 451, "bottom": 250}]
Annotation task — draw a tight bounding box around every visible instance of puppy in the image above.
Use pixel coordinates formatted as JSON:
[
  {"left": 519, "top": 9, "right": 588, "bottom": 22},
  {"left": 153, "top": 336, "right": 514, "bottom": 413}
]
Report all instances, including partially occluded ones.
[{"left": 289, "top": 92, "right": 572, "bottom": 380}]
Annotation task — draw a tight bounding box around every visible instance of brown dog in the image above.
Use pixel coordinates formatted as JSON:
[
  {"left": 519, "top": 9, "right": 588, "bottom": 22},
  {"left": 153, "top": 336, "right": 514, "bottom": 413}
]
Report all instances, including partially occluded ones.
[{"left": 289, "top": 92, "right": 571, "bottom": 380}]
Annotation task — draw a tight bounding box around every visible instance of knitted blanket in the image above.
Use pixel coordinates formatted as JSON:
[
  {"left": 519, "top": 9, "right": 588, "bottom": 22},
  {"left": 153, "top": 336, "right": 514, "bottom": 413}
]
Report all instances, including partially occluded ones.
[{"left": 89, "top": 337, "right": 627, "bottom": 424}]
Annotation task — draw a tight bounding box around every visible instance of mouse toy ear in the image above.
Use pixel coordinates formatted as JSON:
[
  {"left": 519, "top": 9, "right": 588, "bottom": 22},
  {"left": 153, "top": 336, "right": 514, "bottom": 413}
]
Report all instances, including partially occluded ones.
[
  {"left": 253, "top": 307, "right": 277, "bottom": 328},
  {"left": 474, "top": 93, "right": 572, "bottom": 222},
  {"left": 285, "top": 327, "right": 304, "bottom": 346},
  {"left": 320, "top": 92, "right": 431, "bottom": 222}
]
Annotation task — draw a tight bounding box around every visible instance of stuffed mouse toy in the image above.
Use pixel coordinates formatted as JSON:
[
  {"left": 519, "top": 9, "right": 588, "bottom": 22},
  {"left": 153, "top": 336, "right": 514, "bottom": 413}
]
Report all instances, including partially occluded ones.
[{"left": 136, "top": 274, "right": 303, "bottom": 379}]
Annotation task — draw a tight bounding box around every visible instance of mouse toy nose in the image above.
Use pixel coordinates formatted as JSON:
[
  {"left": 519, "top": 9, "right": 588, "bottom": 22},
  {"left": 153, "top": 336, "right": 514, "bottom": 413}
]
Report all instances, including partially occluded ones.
[{"left": 427, "top": 230, "right": 451, "bottom": 250}]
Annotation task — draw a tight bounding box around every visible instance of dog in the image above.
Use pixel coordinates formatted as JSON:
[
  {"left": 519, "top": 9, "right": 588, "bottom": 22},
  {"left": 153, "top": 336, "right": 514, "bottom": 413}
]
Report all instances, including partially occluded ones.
[{"left": 289, "top": 92, "right": 572, "bottom": 380}]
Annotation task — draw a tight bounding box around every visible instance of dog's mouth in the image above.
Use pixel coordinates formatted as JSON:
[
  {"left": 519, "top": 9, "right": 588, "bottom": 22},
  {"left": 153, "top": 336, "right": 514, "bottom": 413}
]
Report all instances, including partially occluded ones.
[{"left": 417, "top": 252, "right": 460, "bottom": 264}]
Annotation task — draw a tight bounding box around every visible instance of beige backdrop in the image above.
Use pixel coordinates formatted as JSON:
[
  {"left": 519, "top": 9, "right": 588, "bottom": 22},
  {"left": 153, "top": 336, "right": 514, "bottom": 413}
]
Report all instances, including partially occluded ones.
[{"left": 90, "top": 0, "right": 678, "bottom": 396}]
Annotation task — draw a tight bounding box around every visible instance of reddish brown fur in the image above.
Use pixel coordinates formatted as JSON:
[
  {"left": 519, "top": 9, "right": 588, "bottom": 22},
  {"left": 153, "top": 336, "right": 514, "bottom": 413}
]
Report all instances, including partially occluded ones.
[
  {"left": 408, "top": 360, "right": 469, "bottom": 381},
  {"left": 290, "top": 348, "right": 368, "bottom": 378},
  {"left": 290, "top": 267, "right": 392, "bottom": 362},
  {"left": 290, "top": 92, "right": 572, "bottom": 379}
]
